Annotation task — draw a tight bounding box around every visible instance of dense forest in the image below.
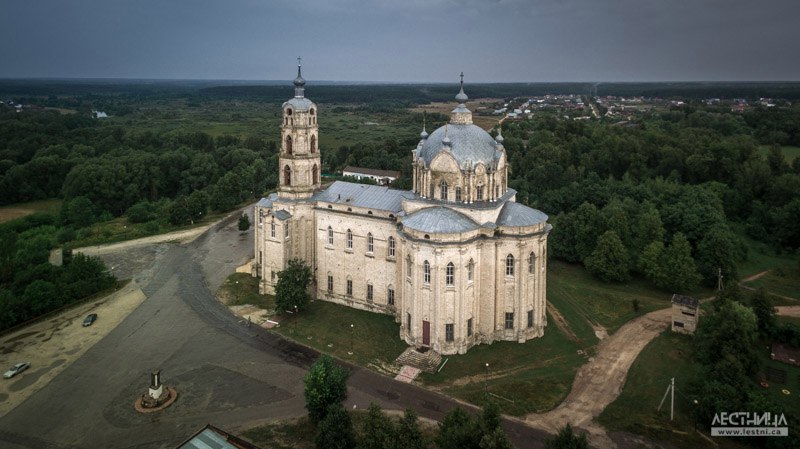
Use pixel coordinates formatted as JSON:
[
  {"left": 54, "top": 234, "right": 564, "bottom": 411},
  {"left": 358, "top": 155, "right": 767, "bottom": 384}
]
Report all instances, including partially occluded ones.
[{"left": 1, "top": 81, "right": 799, "bottom": 331}]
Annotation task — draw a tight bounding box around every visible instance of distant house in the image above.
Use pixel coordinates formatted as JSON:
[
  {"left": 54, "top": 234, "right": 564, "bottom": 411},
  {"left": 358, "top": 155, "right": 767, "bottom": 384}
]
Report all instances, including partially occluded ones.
[
  {"left": 671, "top": 294, "right": 699, "bottom": 335},
  {"left": 176, "top": 424, "right": 263, "bottom": 449},
  {"left": 342, "top": 166, "right": 401, "bottom": 185}
]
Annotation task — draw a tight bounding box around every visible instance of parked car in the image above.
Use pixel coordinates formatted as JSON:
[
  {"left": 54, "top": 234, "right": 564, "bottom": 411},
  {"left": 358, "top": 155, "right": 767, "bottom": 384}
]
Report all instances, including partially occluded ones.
[
  {"left": 4, "top": 362, "right": 30, "bottom": 379},
  {"left": 83, "top": 313, "right": 98, "bottom": 327}
]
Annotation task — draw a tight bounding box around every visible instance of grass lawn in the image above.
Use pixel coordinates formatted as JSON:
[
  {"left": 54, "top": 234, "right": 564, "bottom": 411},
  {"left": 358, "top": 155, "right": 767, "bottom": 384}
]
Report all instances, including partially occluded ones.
[
  {"left": 778, "top": 316, "right": 800, "bottom": 327},
  {"left": 0, "top": 198, "right": 62, "bottom": 224},
  {"left": 747, "top": 271, "right": 800, "bottom": 304},
  {"left": 757, "top": 344, "right": 800, "bottom": 421},
  {"left": 737, "top": 234, "right": 800, "bottom": 304},
  {"left": 758, "top": 145, "right": 800, "bottom": 163},
  {"left": 420, "top": 321, "right": 588, "bottom": 416},
  {"left": 598, "top": 330, "right": 711, "bottom": 449},
  {"left": 272, "top": 300, "right": 409, "bottom": 373},
  {"left": 547, "top": 260, "right": 708, "bottom": 334},
  {"left": 218, "top": 273, "right": 276, "bottom": 310}
]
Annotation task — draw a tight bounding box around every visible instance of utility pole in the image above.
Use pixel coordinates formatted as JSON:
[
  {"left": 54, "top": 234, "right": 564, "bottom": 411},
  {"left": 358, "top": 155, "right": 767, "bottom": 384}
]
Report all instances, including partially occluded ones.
[
  {"left": 717, "top": 268, "right": 724, "bottom": 291},
  {"left": 658, "top": 377, "right": 675, "bottom": 421}
]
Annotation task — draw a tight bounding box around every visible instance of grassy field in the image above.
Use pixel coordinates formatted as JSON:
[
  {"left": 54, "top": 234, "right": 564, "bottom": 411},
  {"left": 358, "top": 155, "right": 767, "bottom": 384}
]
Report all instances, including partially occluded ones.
[
  {"left": 0, "top": 198, "right": 62, "bottom": 224},
  {"left": 420, "top": 321, "right": 588, "bottom": 416},
  {"left": 737, "top": 234, "right": 800, "bottom": 304},
  {"left": 547, "top": 260, "right": 709, "bottom": 334},
  {"left": 218, "top": 273, "right": 276, "bottom": 310},
  {"left": 272, "top": 300, "right": 409, "bottom": 373},
  {"left": 597, "top": 330, "right": 711, "bottom": 448},
  {"left": 758, "top": 145, "right": 800, "bottom": 162}
]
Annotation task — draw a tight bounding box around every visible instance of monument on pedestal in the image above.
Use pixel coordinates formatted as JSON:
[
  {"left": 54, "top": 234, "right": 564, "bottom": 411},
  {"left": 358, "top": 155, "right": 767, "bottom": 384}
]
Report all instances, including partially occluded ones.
[{"left": 135, "top": 369, "right": 178, "bottom": 412}]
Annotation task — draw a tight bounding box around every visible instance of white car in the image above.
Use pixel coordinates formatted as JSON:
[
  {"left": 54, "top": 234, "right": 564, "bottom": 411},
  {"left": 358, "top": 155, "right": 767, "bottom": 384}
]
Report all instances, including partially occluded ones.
[{"left": 3, "top": 362, "right": 30, "bottom": 379}]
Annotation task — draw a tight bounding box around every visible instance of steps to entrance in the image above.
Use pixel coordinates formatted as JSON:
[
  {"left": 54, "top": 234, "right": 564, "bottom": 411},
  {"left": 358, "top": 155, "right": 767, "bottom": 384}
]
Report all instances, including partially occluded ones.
[{"left": 395, "top": 347, "right": 442, "bottom": 374}]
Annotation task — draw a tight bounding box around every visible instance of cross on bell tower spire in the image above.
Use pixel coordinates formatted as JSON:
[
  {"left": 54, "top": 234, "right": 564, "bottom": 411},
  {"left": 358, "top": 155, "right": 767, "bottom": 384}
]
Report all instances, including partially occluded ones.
[{"left": 293, "top": 56, "right": 306, "bottom": 98}]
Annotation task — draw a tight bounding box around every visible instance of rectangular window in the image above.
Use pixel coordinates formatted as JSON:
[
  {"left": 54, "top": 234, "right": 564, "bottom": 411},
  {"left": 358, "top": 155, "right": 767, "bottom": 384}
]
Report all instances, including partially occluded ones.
[
  {"left": 476, "top": 185, "right": 483, "bottom": 201},
  {"left": 270, "top": 222, "right": 275, "bottom": 238},
  {"left": 445, "top": 324, "right": 454, "bottom": 342},
  {"left": 327, "top": 275, "right": 333, "bottom": 292},
  {"left": 505, "top": 312, "right": 514, "bottom": 330},
  {"left": 387, "top": 287, "right": 395, "bottom": 305},
  {"left": 284, "top": 223, "right": 289, "bottom": 238},
  {"left": 367, "top": 284, "right": 373, "bottom": 301},
  {"left": 389, "top": 238, "right": 395, "bottom": 257},
  {"left": 467, "top": 318, "right": 473, "bottom": 337},
  {"left": 455, "top": 187, "right": 462, "bottom": 202},
  {"left": 259, "top": 251, "right": 262, "bottom": 265},
  {"left": 527, "top": 310, "right": 533, "bottom": 328},
  {"left": 271, "top": 271, "right": 276, "bottom": 282},
  {"left": 407, "top": 313, "right": 411, "bottom": 331},
  {"left": 367, "top": 234, "right": 374, "bottom": 253},
  {"left": 346, "top": 279, "right": 353, "bottom": 296},
  {"left": 673, "top": 321, "right": 684, "bottom": 328}
]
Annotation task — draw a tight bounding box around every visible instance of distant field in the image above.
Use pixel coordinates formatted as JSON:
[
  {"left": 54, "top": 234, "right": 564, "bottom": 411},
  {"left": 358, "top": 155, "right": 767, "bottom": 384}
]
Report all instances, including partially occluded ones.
[
  {"left": 758, "top": 145, "right": 800, "bottom": 162},
  {"left": 0, "top": 199, "right": 61, "bottom": 224},
  {"left": 410, "top": 98, "right": 503, "bottom": 131}
]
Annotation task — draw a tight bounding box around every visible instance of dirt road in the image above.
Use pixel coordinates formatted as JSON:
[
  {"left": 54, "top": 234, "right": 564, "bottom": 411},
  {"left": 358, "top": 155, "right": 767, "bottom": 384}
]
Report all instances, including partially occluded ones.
[
  {"left": 525, "top": 308, "right": 672, "bottom": 448},
  {"left": 776, "top": 306, "right": 800, "bottom": 317}
]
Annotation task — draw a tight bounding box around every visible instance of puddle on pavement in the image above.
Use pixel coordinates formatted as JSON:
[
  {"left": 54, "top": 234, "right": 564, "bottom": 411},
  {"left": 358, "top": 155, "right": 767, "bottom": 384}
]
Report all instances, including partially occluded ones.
[{"left": 50, "top": 359, "right": 66, "bottom": 369}]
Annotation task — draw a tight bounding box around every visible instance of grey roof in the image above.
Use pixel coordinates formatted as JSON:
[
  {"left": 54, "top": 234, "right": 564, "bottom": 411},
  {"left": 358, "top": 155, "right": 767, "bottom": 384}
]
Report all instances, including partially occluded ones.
[
  {"left": 313, "top": 181, "right": 415, "bottom": 213},
  {"left": 402, "top": 207, "right": 479, "bottom": 234},
  {"left": 418, "top": 123, "right": 500, "bottom": 168},
  {"left": 256, "top": 197, "right": 273, "bottom": 208},
  {"left": 671, "top": 294, "right": 699, "bottom": 307},
  {"left": 283, "top": 97, "right": 315, "bottom": 111},
  {"left": 496, "top": 202, "right": 548, "bottom": 227},
  {"left": 342, "top": 166, "right": 401, "bottom": 178},
  {"left": 273, "top": 210, "right": 292, "bottom": 221},
  {"left": 178, "top": 427, "right": 258, "bottom": 449}
]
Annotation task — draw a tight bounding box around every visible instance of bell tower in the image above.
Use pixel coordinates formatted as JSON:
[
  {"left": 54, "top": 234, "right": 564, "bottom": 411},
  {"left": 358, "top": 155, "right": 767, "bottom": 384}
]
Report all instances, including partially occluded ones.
[{"left": 278, "top": 58, "right": 321, "bottom": 199}]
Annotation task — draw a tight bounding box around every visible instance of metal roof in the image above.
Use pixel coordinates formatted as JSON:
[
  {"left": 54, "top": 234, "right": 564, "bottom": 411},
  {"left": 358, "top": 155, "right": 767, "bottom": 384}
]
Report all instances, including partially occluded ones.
[
  {"left": 313, "top": 181, "right": 415, "bottom": 213},
  {"left": 671, "top": 294, "right": 699, "bottom": 308},
  {"left": 283, "top": 97, "right": 315, "bottom": 111},
  {"left": 256, "top": 196, "right": 273, "bottom": 208},
  {"left": 176, "top": 425, "right": 263, "bottom": 449},
  {"left": 417, "top": 123, "right": 500, "bottom": 168},
  {"left": 273, "top": 210, "right": 292, "bottom": 221},
  {"left": 496, "top": 201, "right": 548, "bottom": 227},
  {"left": 402, "top": 207, "right": 479, "bottom": 234},
  {"left": 342, "top": 166, "right": 401, "bottom": 178}
]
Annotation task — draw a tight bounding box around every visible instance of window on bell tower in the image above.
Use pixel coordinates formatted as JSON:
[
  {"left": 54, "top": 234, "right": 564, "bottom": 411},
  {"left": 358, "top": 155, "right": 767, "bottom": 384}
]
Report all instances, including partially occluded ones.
[
  {"left": 284, "top": 165, "right": 291, "bottom": 186},
  {"left": 285, "top": 135, "right": 293, "bottom": 155},
  {"left": 311, "top": 135, "right": 316, "bottom": 153}
]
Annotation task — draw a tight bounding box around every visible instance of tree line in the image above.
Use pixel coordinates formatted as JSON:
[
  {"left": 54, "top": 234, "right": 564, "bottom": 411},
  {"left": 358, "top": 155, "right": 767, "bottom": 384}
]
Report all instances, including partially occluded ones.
[{"left": 501, "top": 105, "right": 800, "bottom": 290}]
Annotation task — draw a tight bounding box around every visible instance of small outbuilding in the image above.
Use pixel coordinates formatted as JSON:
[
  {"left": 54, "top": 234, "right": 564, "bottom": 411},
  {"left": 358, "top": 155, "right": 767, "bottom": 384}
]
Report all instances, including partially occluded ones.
[{"left": 671, "top": 294, "right": 699, "bottom": 335}]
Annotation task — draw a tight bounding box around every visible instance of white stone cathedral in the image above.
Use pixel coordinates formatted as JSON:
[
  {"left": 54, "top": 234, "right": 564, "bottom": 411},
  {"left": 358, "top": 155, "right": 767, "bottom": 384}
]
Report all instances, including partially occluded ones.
[{"left": 253, "top": 63, "right": 551, "bottom": 355}]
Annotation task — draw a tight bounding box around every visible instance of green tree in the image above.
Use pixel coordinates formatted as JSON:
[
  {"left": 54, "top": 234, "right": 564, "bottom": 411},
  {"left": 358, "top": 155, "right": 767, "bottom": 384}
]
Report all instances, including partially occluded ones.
[
  {"left": 393, "top": 409, "right": 425, "bottom": 449},
  {"left": 358, "top": 403, "right": 396, "bottom": 449},
  {"left": 479, "top": 427, "right": 515, "bottom": 449},
  {"left": 695, "top": 301, "right": 760, "bottom": 378},
  {"left": 637, "top": 240, "right": 665, "bottom": 285},
  {"left": 749, "top": 288, "right": 777, "bottom": 337},
  {"left": 238, "top": 213, "right": 251, "bottom": 232},
  {"left": 187, "top": 189, "right": 209, "bottom": 223},
  {"left": 544, "top": 424, "right": 588, "bottom": 449},
  {"left": 633, "top": 203, "right": 665, "bottom": 252},
  {"left": 167, "top": 196, "right": 192, "bottom": 225},
  {"left": 61, "top": 196, "right": 97, "bottom": 228},
  {"left": 658, "top": 233, "right": 701, "bottom": 292},
  {"left": 585, "top": 230, "right": 630, "bottom": 282},
  {"left": 435, "top": 407, "right": 481, "bottom": 449},
  {"left": 304, "top": 354, "right": 349, "bottom": 423},
  {"left": 315, "top": 404, "right": 356, "bottom": 449},
  {"left": 275, "top": 258, "right": 312, "bottom": 313},
  {"left": 695, "top": 225, "right": 741, "bottom": 285}
]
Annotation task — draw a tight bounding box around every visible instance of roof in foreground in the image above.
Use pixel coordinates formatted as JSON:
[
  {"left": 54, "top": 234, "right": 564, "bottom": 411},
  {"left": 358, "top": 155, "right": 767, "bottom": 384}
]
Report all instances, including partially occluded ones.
[
  {"left": 402, "top": 206, "right": 479, "bottom": 234},
  {"left": 496, "top": 201, "right": 548, "bottom": 227},
  {"left": 313, "top": 181, "right": 415, "bottom": 213},
  {"left": 343, "top": 166, "right": 401, "bottom": 178},
  {"left": 671, "top": 294, "right": 699, "bottom": 307},
  {"left": 176, "top": 425, "right": 263, "bottom": 449}
]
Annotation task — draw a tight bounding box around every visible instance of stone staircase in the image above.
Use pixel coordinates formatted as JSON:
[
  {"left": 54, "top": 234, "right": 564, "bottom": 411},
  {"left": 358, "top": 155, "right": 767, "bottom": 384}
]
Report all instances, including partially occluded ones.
[{"left": 395, "top": 347, "right": 442, "bottom": 373}]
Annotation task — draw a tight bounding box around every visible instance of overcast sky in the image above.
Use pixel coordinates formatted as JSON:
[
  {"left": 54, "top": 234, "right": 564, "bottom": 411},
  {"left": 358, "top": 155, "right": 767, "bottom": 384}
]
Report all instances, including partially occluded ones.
[{"left": 0, "top": 0, "right": 798, "bottom": 82}]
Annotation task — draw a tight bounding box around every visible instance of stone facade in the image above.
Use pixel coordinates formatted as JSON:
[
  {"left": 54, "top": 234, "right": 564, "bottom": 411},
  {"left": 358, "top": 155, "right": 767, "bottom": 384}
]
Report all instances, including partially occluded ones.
[
  {"left": 253, "top": 68, "right": 551, "bottom": 355},
  {"left": 671, "top": 294, "right": 699, "bottom": 335}
]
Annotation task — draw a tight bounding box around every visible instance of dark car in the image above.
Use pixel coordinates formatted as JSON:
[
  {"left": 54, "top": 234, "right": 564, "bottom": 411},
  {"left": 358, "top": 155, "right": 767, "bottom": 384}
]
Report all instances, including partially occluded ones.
[{"left": 82, "top": 313, "right": 97, "bottom": 327}]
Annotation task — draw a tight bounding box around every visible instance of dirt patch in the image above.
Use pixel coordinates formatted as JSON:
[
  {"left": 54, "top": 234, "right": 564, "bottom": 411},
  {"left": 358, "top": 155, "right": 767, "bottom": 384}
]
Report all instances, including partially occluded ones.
[
  {"left": 741, "top": 270, "right": 771, "bottom": 282},
  {"left": 776, "top": 306, "right": 800, "bottom": 317},
  {"left": 74, "top": 224, "right": 213, "bottom": 258},
  {"left": 526, "top": 308, "right": 672, "bottom": 449},
  {"left": 546, "top": 301, "right": 580, "bottom": 342}
]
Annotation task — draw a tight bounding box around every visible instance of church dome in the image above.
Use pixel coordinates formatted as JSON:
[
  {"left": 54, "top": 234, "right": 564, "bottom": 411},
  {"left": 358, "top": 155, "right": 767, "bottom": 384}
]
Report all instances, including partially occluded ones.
[{"left": 418, "top": 123, "right": 500, "bottom": 168}]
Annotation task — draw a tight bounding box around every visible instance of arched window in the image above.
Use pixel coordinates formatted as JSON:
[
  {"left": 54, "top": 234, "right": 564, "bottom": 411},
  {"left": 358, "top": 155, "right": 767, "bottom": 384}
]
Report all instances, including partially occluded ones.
[
  {"left": 388, "top": 237, "right": 395, "bottom": 257},
  {"left": 270, "top": 222, "right": 276, "bottom": 238},
  {"left": 367, "top": 282, "right": 373, "bottom": 300},
  {"left": 528, "top": 252, "right": 536, "bottom": 274},
  {"left": 476, "top": 185, "right": 484, "bottom": 201},
  {"left": 310, "top": 135, "right": 317, "bottom": 153},
  {"left": 446, "top": 262, "right": 455, "bottom": 286},
  {"left": 327, "top": 226, "right": 334, "bottom": 245},
  {"left": 467, "top": 259, "right": 474, "bottom": 282},
  {"left": 441, "top": 181, "right": 448, "bottom": 201},
  {"left": 283, "top": 165, "right": 291, "bottom": 186},
  {"left": 285, "top": 135, "right": 292, "bottom": 154},
  {"left": 367, "top": 233, "right": 374, "bottom": 253},
  {"left": 506, "top": 254, "right": 515, "bottom": 276},
  {"left": 455, "top": 187, "right": 462, "bottom": 202},
  {"left": 312, "top": 164, "right": 319, "bottom": 184},
  {"left": 346, "top": 229, "right": 353, "bottom": 249},
  {"left": 309, "top": 108, "right": 315, "bottom": 116},
  {"left": 423, "top": 260, "right": 431, "bottom": 284},
  {"left": 286, "top": 108, "right": 293, "bottom": 116},
  {"left": 346, "top": 276, "right": 353, "bottom": 296},
  {"left": 387, "top": 285, "right": 395, "bottom": 305}
]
